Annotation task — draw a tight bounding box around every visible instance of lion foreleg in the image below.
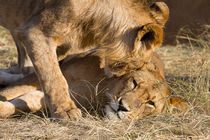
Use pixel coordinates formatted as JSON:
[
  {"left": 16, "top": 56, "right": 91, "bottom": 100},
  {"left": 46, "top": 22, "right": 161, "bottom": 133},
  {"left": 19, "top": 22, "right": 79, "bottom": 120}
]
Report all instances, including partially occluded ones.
[
  {"left": 0, "top": 90, "right": 44, "bottom": 118},
  {"left": 19, "top": 27, "right": 81, "bottom": 119},
  {"left": 0, "top": 73, "right": 39, "bottom": 101}
]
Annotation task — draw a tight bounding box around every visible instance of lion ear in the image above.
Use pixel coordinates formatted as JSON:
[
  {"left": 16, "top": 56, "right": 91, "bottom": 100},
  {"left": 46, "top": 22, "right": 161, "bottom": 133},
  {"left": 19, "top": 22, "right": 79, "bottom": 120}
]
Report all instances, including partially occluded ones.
[
  {"left": 150, "top": 2, "right": 170, "bottom": 27},
  {"left": 168, "top": 97, "right": 189, "bottom": 114},
  {"left": 134, "top": 24, "right": 163, "bottom": 52}
]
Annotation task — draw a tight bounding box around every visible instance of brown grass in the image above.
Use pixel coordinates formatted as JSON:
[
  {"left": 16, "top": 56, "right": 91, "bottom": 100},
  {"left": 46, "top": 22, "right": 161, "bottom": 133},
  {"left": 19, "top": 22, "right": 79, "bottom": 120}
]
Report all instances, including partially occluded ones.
[
  {"left": 0, "top": 27, "right": 17, "bottom": 69},
  {"left": 0, "top": 26, "right": 209, "bottom": 139}
]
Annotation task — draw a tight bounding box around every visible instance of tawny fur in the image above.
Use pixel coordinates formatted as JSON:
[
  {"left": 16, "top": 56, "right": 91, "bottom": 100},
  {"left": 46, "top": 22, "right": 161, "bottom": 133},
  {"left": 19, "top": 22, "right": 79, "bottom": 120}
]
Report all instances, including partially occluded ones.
[
  {"left": 0, "top": 53, "right": 188, "bottom": 119},
  {"left": 0, "top": 0, "right": 169, "bottom": 119}
]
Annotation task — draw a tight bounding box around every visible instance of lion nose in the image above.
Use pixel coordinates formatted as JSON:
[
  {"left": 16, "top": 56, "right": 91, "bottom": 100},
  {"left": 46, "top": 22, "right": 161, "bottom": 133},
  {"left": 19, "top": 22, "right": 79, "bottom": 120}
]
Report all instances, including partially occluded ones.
[{"left": 118, "top": 98, "right": 129, "bottom": 112}]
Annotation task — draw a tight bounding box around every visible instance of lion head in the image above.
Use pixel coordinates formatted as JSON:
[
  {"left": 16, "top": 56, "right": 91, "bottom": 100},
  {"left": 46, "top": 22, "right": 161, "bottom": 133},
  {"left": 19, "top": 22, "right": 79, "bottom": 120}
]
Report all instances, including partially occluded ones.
[
  {"left": 89, "top": 1, "right": 170, "bottom": 77},
  {"left": 105, "top": 54, "right": 189, "bottom": 119}
]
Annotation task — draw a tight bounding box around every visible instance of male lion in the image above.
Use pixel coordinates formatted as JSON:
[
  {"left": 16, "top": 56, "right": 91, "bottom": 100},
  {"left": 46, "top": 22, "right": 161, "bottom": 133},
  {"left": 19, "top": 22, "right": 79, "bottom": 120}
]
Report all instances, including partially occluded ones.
[
  {"left": 0, "top": 0, "right": 169, "bottom": 119},
  {"left": 0, "top": 52, "right": 188, "bottom": 119}
]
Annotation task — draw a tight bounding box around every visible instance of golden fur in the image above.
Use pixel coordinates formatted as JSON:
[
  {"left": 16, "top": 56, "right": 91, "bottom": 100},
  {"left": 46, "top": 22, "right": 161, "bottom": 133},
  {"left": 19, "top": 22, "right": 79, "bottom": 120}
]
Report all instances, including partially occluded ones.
[
  {"left": 0, "top": 53, "right": 188, "bottom": 119},
  {"left": 0, "top": 0, "right": 169, "bottom": 119}
]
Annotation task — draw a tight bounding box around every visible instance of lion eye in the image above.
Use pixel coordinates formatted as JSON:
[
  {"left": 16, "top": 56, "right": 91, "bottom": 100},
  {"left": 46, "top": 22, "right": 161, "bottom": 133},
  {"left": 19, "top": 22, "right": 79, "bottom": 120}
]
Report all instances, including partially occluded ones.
[
  {"left": 132, "top": 79, "right": 138, "bottom": 89},
  {"left": 146, "top": 100, "right": 155, "bottom": 106}
]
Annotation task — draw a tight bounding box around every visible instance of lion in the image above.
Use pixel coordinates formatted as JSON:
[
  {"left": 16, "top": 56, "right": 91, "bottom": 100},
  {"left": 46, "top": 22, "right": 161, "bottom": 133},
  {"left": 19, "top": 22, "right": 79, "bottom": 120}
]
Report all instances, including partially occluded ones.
[
  {"left": 0, "top": 52, "right": 188, "bottom": 119},
  {"left": 0, "top": 0, "right": 169, "bottom": 119}
]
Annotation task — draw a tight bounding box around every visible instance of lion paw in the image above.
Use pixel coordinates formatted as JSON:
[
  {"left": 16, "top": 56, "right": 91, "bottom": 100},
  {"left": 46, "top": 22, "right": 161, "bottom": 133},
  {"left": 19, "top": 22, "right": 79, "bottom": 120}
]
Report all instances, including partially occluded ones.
[
  {"left": 52, "top": 107, "right": 82, "bottom": 121},
  {"left": 0, "top": 101, "right": 15, "bottom": 118},
  {"left": 67, "top": 108, "right": 82, "bottom": 121},
  {"left": 104, "top": 105, "right": 119, "bottom": 120}
]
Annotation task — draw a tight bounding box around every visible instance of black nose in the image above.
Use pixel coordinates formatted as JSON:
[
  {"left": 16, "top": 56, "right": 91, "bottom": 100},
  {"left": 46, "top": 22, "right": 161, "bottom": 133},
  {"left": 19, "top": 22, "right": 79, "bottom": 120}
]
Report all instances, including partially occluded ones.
[{"left": 118, "top": 98, "right": 129, "bottom": 112}]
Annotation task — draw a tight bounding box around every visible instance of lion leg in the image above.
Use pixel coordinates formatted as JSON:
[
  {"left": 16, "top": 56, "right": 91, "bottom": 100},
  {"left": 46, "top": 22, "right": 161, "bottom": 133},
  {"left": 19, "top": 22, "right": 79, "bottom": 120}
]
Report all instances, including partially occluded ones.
[
  {"left": 0, "top": 90, "right": 44, "bottom": 118},
  {"left": 0, "top": 32, "right": 33, "bottom": 86},
  {"left": 0, "top": 73, "right": 39, "bottom": 101},
  {"left": 12, "top": 32, "right": 34, "bottom": 75},
  {"left": 0, "top": 71, "right": 24, "bottom": 86},
  {"left": 0, "top": 32, "right": 33, "bottom": 75},
  {"left": 18, "top": 27, "right": 81, "bottom": 119}
]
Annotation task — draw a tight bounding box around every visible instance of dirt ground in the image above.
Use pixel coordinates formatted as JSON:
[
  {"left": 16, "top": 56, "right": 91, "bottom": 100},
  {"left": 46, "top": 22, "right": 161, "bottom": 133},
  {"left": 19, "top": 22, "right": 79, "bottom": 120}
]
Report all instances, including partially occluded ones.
[{"left": 0, "top": 24, "right": 209, "bottom": 139}]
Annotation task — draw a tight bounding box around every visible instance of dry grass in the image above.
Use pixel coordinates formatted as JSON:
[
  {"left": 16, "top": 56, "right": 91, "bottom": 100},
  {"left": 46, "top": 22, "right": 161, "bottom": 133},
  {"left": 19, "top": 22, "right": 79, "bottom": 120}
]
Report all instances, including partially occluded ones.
[
  {"left": 0, "top": 27, "right": 17, "bottom": 69},
  {"left": 0, "top": 26, "right": 209, "bottom": 139}
]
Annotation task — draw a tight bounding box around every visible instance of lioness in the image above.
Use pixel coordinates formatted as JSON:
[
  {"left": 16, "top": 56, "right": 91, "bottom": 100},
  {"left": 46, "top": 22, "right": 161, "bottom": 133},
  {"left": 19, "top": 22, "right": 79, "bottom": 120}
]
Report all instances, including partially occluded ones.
[
  {"left": 0, "top": 0, "right": 169, "bottom": 118},
  {"left": 0, "top": 52, "right": 188, "bottom": 119}
]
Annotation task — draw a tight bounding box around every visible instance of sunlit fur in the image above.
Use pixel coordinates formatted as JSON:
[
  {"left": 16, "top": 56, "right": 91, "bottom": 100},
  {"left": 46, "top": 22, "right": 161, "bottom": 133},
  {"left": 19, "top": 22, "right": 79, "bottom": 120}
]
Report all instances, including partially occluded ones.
[{"left": 0, "top": 0, "right": 169, "bottom": 118}]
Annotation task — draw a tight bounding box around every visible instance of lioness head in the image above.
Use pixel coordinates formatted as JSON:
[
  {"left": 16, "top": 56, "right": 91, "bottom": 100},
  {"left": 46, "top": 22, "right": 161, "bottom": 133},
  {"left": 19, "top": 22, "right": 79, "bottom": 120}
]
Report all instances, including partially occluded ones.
[{"left": 105, "top": 56, "right": 188, "bottom": 119}]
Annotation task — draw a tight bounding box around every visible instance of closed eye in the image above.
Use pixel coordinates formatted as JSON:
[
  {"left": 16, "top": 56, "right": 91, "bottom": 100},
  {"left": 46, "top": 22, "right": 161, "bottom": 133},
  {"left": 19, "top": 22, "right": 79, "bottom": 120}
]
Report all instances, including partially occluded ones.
[
  {"left": 146, "top": 100, "right": 155, "bottom": 106},
  {"left": 133, "top": 79, "right": 138, "bottom": 89}
]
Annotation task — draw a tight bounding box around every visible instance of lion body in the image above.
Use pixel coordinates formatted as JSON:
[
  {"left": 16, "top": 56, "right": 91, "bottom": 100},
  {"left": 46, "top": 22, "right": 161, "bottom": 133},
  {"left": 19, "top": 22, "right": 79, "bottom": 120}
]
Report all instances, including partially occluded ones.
[{"left": 0, "top": 52, "right": 188, "bottom": 119}]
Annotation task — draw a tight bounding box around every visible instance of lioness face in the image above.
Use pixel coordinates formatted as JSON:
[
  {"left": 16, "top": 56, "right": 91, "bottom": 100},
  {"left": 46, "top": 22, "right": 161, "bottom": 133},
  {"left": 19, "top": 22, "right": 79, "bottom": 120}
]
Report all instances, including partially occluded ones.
[{"left": 105, "top": 69, "right": 169, "bottom": 119}]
